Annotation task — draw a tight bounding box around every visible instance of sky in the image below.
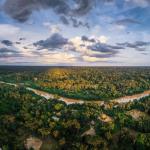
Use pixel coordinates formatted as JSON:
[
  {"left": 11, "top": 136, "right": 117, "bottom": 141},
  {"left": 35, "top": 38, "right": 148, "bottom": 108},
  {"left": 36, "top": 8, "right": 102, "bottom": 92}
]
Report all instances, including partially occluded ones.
[{"left": 0, "top": 0, "right": 150, "bottom": 66}]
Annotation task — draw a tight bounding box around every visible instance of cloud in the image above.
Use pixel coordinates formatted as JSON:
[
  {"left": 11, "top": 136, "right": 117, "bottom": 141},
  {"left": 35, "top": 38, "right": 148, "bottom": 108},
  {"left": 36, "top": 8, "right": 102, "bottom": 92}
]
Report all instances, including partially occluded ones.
[
  {"left": 15, "top": 42, "right": 21, "bottom": 44},
  {"left": 80, "top": 35, "right": 108, "bottom": 45},
  {"left": 81, "top": 36, "right": 95, "bottom": 43},
  {"left": 0, "top": 47, "right": 22, "bottom": 58},
  {"left": 115, "top": 18, "right": 141, "bottom": 25},
  {"left": 31, "top": 33, "right": 149, "bottom": 63},
  {"left": 0, "top": 47, "right": 17, "bottom": 53},
  {"left": 60, "top": 16, "right": 90, "bottom": 28},
  {"left": 72, "top": 0, "right": 93, "bottom": 16},
  {"left": 19, "top": 37, "right": 26, "bottom": 41},
  {"left": 3, "top": 0, "right": 150, "bottom": 25},
  {"left": 42, "top": 52, "right": 77, "bottom": 63},
  {"left": 117, "top": 41, "right": 150, "bottom": 50},
  {"left": 70, "top": 36, "right": 121, "bottom": 61},
  {"left": 60, "top": 16, "right": 69, "bottom": 25},
  {"left": 88, "top": 53, "right": 118, "bottom": 58},
  {"left": 1, "top": 40, "right": 13, "bottom": 46},
  {"left": 3, "top": 0, "right": 95, "bottom": 22},
  {"left": 87, "top": 42, "right": 123, "bottom": 54},
  {"left": 98, "top": 36, "right": 108, "bottom": 43},
  {"left": 34, "top": 33, "right": 69, "bottom": 50},
  {"left": 2, "top": 0, "right": 115, "bottom": 30},
  {"left": 32, "top": 34, "right": 120, "bottom": 63},
  {"left": 70, "top": 17, "right": 90, "bottom": 28}
]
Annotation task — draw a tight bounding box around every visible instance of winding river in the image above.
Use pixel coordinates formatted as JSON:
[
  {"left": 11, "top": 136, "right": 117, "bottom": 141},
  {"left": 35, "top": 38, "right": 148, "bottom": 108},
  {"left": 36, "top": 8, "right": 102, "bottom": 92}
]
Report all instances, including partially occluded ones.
[{"left": 0, "top": 81, "right": 150, "bottom": 105}]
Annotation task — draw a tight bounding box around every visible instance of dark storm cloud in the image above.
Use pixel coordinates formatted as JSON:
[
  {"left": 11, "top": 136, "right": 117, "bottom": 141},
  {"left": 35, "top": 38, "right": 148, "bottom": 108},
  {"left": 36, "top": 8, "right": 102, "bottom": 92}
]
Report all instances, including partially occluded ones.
[
  {"left": 23, "top": 46, "right": 28, "bottom": 49},
  {"left": 117, "top": 41, "right": 150, "bottom": 50},
  {"left": 80, "top": 44, "right": 85, "bottom": 47},
  {"left": 108, "top": 45, "right": 124, "bottom": 50},
  {"left": 60, "top": 16, "right": 90, "bottom": 28},
  {"left": 0, "top": 47, "right": 22, "bottom": 58},
  {"left": 3, "top": 0, "right": 95, "bottom": 22},
  {"left": 1, "top": 40, "right": 13, "bottom": 46},
  {"left": 60, "top": 16, "right": 69, "bottom": 25},
  {"left": 19, "top": 37, "right": 26, "bottom": 41},
  {"left": 3, "top": 0, "right": 149, "bottom": 24},
  {"left": 88, "top": 43, "right": 123, "bottom": 53},
  {"left": 16, "top": 42, "right": 21, "bottom": 44},
  {"left": 81, "top": 36, "right": 95, "bottom": 42},
  {"left": 72, "top": 0, "right": 93, "bottom": 16},
  {"left": 70, "top": 17, "right": 90, "bottom": 29},
  {"left": 70, "top": 18, "right": 90, "bottom": 28},
  {"left": 115, "top": 18, "right": 141, "bottom": 25},
  {"left": 84, "top": 42, "right": 123, "bottom": 58},
  {"left": 0, "top": 47, "right": 18, "bottom": 53},
  {"left": 133, "top": 41, "right": 150, "bottom": 47},
  {"left": 34, "top": 33, "right": 69, "bottom": 50},
  {"left": 2, "top": 0, "right": 118, "bottom": 30}
]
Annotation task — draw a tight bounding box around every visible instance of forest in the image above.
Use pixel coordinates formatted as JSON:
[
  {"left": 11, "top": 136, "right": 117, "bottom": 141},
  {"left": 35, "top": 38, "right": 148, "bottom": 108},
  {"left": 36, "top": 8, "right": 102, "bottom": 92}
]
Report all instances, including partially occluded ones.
[
  {"left": 0, "top": 66, "right": 150, "bottom": 101},
  {"left": 0, "top": 81, "right": 150, "bottom": 150}
]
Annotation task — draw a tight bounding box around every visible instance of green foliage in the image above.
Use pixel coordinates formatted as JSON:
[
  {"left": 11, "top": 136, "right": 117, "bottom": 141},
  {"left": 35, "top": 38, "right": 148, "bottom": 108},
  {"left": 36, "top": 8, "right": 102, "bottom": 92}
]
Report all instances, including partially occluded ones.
[
  {"left": 135, "top": 133, "right": 150, "bottom": 150},
  {"left": 0, "top": 67, "right": 150, "bottom": 149},
  {"left": 54, "top": 103, "right": 64, "bottom": 111}
]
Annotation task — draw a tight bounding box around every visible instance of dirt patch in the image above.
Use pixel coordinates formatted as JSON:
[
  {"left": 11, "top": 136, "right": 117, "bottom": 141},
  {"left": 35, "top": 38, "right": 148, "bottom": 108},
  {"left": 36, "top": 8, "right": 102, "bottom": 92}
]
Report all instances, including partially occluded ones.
[
  {"left": 25, "top": 137, "right": 42, "bottom": 150},
  {"left": 126, "top": 109, "right": 146, "bottom": 120},
  {"left": 81, "top": 127, "right": 96, "bottom": 137}
]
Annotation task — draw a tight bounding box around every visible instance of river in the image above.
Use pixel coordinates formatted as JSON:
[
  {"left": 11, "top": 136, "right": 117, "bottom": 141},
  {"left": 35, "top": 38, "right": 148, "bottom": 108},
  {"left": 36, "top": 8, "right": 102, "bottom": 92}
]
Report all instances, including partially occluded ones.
[{"left": 0, "top": 81, "right": 150, "bottom": 105}]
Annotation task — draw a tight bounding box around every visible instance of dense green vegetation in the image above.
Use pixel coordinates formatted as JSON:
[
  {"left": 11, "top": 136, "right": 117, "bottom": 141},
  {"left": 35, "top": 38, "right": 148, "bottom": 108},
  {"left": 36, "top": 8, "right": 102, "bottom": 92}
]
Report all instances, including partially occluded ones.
[
  {"left": 0, "top": 66, "right": 150, "bottom": 101},
  {"left": 0, "top": 82, "right": 150, "bottom": 150}
]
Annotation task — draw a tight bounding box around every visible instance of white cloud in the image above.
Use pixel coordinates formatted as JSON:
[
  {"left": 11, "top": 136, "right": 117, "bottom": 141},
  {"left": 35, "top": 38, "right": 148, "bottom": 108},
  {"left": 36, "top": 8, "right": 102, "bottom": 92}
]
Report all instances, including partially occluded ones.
[
  {"left": 0, "top": 24, "right": 20, "bottom": 39},
  {"left": 99, "top": 36, "right": 108, "bottom": 43},
  {"left": 39, "top": 52, "right": 77, "bottom": 64}
]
